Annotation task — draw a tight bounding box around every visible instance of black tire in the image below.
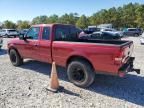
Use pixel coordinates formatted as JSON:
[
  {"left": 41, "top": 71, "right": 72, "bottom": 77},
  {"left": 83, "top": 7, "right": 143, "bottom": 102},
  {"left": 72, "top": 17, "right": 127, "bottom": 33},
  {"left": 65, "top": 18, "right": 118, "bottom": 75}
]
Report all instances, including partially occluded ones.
[
  {"left": 134, "top": 34, "right": 139, "bottom": 37},
  {"left": 67, "top": 60, "right": 95, "bottom": 88},
  {"left": 9, "top": 49, "right": 23, "bottom": 66},
  {"left": 5, "top": 34, "right": 9, "bottom": 38}
]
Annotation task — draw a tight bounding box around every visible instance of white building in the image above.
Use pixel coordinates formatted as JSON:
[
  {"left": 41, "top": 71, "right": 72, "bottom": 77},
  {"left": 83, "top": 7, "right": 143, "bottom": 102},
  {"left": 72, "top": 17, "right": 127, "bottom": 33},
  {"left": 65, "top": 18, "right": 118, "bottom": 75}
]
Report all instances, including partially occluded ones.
[{"left": 97, "top": 24, "right": 113, "bottom": 28}]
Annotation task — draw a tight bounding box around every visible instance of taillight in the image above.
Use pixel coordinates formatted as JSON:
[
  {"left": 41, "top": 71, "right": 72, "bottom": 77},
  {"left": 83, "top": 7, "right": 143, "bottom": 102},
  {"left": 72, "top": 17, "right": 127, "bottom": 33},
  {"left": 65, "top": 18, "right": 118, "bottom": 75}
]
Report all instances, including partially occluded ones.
[{"left": 114, "top": 49, "right": 125, "bottom": 65}]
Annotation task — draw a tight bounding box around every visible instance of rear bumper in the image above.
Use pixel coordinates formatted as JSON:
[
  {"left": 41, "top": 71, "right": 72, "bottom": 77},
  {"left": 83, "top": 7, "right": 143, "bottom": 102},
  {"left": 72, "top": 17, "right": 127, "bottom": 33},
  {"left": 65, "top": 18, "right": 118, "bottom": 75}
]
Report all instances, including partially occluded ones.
[{"left": 118, "top": 57, "right": 140, "bottom": 77}]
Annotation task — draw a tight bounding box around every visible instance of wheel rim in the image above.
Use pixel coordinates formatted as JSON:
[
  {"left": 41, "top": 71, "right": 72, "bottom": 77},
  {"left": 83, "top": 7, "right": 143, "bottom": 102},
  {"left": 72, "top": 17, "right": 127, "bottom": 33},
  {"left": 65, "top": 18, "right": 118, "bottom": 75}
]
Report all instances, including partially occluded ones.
[
  {"left": 10, "top": 53, "right": 17, "bottom": 63},
  {"left": 135, "top": 34, "right": 138, "bottom": 37},
  {"left": 71, "top": 66, "right": 85, "bottom": 82}
]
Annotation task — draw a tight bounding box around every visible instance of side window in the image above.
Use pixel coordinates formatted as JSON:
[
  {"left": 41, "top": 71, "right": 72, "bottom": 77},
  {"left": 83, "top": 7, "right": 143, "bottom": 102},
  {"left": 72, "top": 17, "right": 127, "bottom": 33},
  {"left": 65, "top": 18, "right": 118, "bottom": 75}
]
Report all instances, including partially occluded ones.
[
  {"left": 42, "top": 27, "right": 50, "bottom": 40},
  {"left": 105, "top": 29, "right": 112, "bottom": 31},
  {"left": 26, "top": 27, "right": 40, "bottom": 40},
  {"left": 55, "top": 27, "right": 69, "bottom": 41},
  {"left": 102, "top": 33, "right": 117, "bottom": 39},
  {"left": 128, "top": 29, "right": 131, "bottom": 31},
  {"left": 128, "top": 29, "right": 136, "bottom": 31}
]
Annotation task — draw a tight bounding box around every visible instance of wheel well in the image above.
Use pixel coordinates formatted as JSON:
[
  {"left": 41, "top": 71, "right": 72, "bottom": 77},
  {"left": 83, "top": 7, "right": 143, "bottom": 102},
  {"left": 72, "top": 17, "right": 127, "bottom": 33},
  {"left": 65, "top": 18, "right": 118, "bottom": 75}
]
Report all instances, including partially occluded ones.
[
  {"left": 66, "top": 56, "right": 94, "bottom": 70},
  {"left": 8, "top": 47, "right": 19, "bottom": 55}
]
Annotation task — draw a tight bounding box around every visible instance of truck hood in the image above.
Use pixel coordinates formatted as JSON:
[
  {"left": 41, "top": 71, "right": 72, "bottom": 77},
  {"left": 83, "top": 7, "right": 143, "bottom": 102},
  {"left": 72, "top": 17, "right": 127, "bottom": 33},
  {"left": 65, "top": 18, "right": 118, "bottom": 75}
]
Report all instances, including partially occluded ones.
[{"left": 7, "top": 38, "right": 20, "bottom": 46}]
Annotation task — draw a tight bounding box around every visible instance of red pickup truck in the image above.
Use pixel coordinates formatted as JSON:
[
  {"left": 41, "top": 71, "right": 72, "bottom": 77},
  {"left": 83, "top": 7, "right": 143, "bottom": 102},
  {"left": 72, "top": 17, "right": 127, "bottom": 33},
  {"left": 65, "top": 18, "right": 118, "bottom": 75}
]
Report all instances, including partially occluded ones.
[{"left": 7, "top": 24, "right": 140, "bottom": 87}]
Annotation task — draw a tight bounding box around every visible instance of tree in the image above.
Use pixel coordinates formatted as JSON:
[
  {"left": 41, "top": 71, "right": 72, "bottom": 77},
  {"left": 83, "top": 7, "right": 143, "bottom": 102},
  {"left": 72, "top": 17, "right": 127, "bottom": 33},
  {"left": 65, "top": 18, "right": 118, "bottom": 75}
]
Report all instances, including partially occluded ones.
[
  {"left": 58, "top": 13, "right": 79, "bottom": 25},
  {"left": 3, "top": 20, "right": 16, "bottom": 29},
  {"left": 47, "top": 14, "right": 59, "bottom": 23},
  {"left": 17, "top": 20, "right": 30, "bottom": 29},
  {"left": 135, "top": 5, "right": 144, "bottom": 28},
  {"left": 89, "top": 3, "right": 144, "bottom": 29},
  {"left": 32, "top": 15, "right": 48, "bottom": 24},
  {"left": 0, "top": 22, "right": 2, "bottom": 29},
  {"left": 76, "top": 15, "right": 89, "bottom": 29}
]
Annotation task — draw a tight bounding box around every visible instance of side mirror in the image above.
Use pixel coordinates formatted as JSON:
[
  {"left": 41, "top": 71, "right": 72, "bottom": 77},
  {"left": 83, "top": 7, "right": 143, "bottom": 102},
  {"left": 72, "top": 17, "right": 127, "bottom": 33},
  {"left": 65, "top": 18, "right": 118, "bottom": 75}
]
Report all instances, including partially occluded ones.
[
  {"left": 19, "top": 34, "right": 33, "bottom": 40},
  {"left": 26, "top": 36, "right": 33, "bottom": 39}
]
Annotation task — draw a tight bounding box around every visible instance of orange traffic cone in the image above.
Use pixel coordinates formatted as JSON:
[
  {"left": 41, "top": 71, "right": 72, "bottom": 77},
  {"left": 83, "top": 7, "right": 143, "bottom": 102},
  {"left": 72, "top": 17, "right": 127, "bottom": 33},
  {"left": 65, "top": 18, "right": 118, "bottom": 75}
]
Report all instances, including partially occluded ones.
[{"left": 48, "top": 62, "right": 63, "bottom": 92}]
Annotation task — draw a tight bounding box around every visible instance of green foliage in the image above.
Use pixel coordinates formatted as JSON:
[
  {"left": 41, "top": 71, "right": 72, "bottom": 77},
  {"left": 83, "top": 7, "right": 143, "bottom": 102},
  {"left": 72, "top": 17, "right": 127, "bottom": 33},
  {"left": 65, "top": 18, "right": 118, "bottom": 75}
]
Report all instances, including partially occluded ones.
[
  {"left": 32, "top": 15, "right": 48, "bottom": 24},
  {"left": 3, "top": 20, "right": 16, "bottom": 29},
  {"left": 17, "top": 20, "right": 30, "bottom": 29},
  {"left": 90, "top": 3, "right": 144, "bottom": 28},
  {"left": 76, "top": 15, "right": 89, "bottom": 29},
  {"left": 135, "top": 4, "right": 144, "bottom": 28},
  {"left": 47, "top": 14, "right": 59, "bottom": 23},
  {"left": 58, "top": 13, "right": 79, "bottom": 25}
]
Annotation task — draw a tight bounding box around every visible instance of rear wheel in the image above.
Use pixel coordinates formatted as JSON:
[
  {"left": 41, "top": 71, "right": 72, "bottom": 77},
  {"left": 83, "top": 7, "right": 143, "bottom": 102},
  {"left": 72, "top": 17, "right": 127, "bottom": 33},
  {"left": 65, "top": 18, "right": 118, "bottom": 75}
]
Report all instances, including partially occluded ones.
[
  {"left": 134, "top": 34, "right": 139, "bottom": 37},
  {"left": 9, "top": 49, "right": 23, "bottom": 66},
  {"left": 67, "top": 60, "right": 95, "bottom": 88}
]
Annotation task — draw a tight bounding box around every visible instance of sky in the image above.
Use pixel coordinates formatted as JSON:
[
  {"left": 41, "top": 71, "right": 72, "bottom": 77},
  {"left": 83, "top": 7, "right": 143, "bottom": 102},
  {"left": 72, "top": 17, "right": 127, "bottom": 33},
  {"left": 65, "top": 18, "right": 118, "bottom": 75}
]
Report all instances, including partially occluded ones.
[{"left": 0, "top": 0, "right": 144, "bottom": 23}]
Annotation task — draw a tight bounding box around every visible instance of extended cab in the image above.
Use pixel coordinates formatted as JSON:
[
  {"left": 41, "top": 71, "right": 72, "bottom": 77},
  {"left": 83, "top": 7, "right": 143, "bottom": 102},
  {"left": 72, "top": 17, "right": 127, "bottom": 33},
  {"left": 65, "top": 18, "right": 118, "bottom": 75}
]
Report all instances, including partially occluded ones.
[{"left": 7, "top": 24, "right": 140, "bottom": 87}]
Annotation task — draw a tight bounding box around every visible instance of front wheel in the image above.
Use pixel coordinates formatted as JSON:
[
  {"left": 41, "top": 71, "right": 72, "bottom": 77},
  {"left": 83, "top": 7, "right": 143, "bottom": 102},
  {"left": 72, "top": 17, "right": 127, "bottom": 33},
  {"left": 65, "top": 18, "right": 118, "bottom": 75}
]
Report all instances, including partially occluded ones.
[
  {"left": 9, "top": 49, "right": 23, "bottom": 66},
  {"left": 67, "top": 60, "right": 95, "bottom": 88},
  {"left": 5, "top": 34, "right": 9, "bottom": 38}
]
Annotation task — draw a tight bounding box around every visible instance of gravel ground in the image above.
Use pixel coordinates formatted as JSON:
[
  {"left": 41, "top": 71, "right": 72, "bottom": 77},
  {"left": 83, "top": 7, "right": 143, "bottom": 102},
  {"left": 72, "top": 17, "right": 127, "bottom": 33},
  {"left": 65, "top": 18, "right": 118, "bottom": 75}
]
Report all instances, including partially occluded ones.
[{"left": 0, "top": 37, "right": 144, "bottom": 108}]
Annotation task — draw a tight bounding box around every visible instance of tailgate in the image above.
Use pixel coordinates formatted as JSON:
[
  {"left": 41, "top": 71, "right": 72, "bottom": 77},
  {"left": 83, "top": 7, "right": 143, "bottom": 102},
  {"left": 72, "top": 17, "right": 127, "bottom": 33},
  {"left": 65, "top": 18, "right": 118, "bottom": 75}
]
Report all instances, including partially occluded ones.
[{"left": 120, "top": 41, "right": 134, "bottom": 64}]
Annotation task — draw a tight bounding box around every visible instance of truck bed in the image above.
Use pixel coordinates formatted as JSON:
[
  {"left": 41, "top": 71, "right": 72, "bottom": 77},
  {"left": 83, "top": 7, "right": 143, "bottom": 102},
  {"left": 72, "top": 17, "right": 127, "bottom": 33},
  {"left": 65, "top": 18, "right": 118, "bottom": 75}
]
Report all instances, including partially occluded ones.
[{"left": 57, "top": 38, "right": 133, "bottom": 47}]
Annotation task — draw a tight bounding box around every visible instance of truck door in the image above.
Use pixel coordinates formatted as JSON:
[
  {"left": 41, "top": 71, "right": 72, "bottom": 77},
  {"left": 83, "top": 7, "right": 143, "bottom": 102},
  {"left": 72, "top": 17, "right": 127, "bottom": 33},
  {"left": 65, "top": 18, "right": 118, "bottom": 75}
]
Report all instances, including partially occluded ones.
[
  {"left": 22, "top": 27, "right": 40, "bottom": 59},
  {"left": 38, "top": 27, "right": 52, "bottom": 63}
]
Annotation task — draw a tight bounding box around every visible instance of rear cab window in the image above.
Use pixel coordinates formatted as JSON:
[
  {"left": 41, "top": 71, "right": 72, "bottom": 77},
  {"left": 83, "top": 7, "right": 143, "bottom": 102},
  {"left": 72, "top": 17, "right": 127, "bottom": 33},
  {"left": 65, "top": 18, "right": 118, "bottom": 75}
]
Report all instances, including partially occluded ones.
[
  {"left": 54, "top": 25, "right": 80, "bottom": 41},
  {"left": 55, "top": 25, "right": 69, "bottom": 41}
]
